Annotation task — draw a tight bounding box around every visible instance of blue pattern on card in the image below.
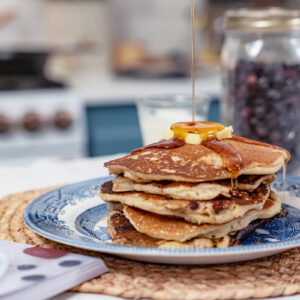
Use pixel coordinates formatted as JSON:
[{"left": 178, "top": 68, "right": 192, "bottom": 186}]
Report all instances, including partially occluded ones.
[{"left": 24, "top": 174, "right": 300, "bottom": 255}]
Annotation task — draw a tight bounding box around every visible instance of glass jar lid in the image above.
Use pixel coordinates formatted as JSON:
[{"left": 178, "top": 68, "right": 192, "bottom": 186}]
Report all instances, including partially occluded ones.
[{"left": 225, "top": 7, "right": 300, "bottom": 32}]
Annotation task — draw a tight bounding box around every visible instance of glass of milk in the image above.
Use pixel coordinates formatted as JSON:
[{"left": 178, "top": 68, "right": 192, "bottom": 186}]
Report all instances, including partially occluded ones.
[{"left": 136, "top": 94, "right": 211, "bottom": 145}]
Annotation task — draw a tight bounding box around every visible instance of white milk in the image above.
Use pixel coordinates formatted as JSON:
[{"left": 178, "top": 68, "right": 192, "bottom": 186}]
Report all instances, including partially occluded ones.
[{"left": 138, "top": 106, "right": 206, "bottom": 145}]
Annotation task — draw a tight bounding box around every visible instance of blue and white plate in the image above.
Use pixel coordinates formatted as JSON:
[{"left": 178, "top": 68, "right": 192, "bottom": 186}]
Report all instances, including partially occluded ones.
[{"left": 24, "top": 175, "right": 300, "bottom": 264}]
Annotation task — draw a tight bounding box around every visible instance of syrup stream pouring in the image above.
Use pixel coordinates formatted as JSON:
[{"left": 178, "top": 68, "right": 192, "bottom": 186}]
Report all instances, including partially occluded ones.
[{"left": 191, "top": 0, "right": 196, "bottom": 122}]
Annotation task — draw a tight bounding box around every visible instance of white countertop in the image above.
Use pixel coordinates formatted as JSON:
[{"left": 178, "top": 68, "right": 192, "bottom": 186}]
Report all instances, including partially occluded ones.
[
  {"left": 74, "top": 75, "right": 222, "bottom": 105},
  {"left": 0, "top": 156, "right": 299, "bottom": 300},
  {"left": 0, "top": 155, "right": 124, "bottom": 199}
]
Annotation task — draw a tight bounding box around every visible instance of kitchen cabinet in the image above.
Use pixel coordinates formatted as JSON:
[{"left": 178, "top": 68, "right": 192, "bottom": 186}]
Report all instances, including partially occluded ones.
[{"left": 86, "top": 104, "right": 143, "bottom": 156}]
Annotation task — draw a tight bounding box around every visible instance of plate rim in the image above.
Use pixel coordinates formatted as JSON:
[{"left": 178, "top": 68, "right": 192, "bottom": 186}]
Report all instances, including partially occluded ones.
[{"left": 23, "top": 174, "right": 300, "bottom": 257}]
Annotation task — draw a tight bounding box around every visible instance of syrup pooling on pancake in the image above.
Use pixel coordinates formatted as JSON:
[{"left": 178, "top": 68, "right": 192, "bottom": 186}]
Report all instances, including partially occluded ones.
[
  {"left": 170, "top": 122, "right": 242, "bottom": 181},
  {"left": 202, "top": 138, "right": 243, "bottom": 180},
  {"left": 131, "top": 138, "right": 185, "bottom": 155},
  {"left": 131, "top": 121, "right": 243, "bottom": 181}
]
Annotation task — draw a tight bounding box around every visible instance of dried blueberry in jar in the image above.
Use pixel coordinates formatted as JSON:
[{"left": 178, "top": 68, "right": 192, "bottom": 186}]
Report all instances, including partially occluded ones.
[{"left": 233, "top": 60, "right": 300, "bottom": 167}]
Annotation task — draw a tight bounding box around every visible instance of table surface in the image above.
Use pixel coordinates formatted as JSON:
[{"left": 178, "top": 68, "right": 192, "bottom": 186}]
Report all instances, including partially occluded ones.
[{"left": 1, "top": 155, "right": 299, "bottom": 300}]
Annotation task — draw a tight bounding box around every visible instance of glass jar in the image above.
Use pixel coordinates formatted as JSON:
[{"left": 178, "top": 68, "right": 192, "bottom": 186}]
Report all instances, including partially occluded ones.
[
  {"left": 136, "top": 94, "right": 211, "bottom": 145},
  {"left": 221, "top": 8, "right": 300, "bottom": 171}
]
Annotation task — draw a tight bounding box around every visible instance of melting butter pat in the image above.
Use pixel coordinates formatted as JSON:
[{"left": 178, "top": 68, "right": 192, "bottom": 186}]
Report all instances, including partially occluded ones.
[
  {"left": 216, "top": 126, "right": 233, "bottom": 140},
  {"left": 165, "top": 128, "right": 174, "bottom": 140},
  {"left": 185, "top": 133, "right": 202, "bottom": 145}
]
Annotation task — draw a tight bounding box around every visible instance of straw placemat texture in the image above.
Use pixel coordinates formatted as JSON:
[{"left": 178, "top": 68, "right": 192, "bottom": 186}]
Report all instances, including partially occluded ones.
[{"left": 1, "top": 188, "right": 300, "bottom": 300}]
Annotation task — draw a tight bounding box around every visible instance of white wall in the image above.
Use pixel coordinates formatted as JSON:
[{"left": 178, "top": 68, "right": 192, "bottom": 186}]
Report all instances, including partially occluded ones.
[
  {"left": 0, "top": 0, "right": 47, "bottom": 49},
  {"left": 109, "top": 0, "right": 191, "bottom": 56}
]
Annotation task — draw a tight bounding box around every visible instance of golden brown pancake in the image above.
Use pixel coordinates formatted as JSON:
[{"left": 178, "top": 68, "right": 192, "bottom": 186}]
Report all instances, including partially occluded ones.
[
  {"left": 108, "top": 210, "right": 231, "bottom": 249},
  {"left": 123, "top": 192, "right": 280, "bottom": 242},
  {"left": 105, "top": 139, "right": 289, "bottom": 182},
  {"left": 100, "top": 181, "right": 270, "bottom": 225},
  {"left": 112, "top": 174, "right": 275, "bottom": 200},
  {"left": 107, "top": 208, "right": 279, "bottom": 249},
  {"left": 107, "top": 210, "right": 161, "bottom": 248}
]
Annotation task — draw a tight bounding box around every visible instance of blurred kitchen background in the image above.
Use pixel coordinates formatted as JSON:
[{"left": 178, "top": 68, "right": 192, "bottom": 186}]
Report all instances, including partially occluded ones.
[{"left": 0, "top": 0, "right": 299, "bottom": 173}]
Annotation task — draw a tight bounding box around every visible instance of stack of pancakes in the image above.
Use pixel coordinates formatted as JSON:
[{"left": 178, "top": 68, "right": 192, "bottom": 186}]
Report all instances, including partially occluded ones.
[{"left": 100, "top": 137, "right": 289, "bottom": 249}]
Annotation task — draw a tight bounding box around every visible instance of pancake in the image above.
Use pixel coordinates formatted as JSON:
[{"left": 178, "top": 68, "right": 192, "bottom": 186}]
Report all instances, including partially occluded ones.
[
  {"left": 123, "top": 191, "right": 280, "bottom": 242},
  {"left": 105, "top": 138, "right": 289, "bottom": 183},
  {"left": 100, "top": 181, "right": 270, "bottom": 225},
  {"left": 112, "top": 174, "right": 275, "bottom": 201},
  {"left": 237, "top": 174, "right": 275, "bottom": 190},
  {"left": 108, "top": 209, "right": 231, "bottom": 248},
  {"left": 107, "top": 209, "right": 278, "bottom": 249}
]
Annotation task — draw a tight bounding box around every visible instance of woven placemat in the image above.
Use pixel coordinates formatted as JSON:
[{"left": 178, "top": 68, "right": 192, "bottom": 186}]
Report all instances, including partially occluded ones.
[{"left": 1, "top": 188, "right": 300, "bottom": 300}]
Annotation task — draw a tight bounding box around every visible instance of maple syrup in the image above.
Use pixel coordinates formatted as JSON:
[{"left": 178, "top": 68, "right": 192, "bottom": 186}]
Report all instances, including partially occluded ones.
[
  {"left": 202, "top": 138, "right": 243, "bottom": 180},
  {"left": 231, "top": 178, "right": 238, "bottom": 190},
  {"left": 171, "top": 121, "right": 225, "bottom": 140},
  {"left": 191, "top": 0, "right": 196, "bottom": 122},
  {"left": 131, "top": 138, "right": 185, "bottom": 154}
]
